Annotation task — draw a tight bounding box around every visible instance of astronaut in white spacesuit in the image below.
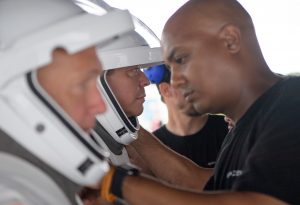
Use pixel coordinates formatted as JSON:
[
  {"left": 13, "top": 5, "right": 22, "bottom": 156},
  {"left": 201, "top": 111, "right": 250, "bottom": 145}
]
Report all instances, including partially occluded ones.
[
  {"left": 0, "top": 0, "right": 135, "bottom": 204},
  {"left": 93, "top": 30, "right": 163, "bottom": 166}
]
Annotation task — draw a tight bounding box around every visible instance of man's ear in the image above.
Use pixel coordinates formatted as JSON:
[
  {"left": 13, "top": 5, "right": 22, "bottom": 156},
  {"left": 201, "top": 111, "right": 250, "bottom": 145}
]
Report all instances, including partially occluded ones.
[
  {"left": 159, "top": 82, "right": 172, "bottom": 98},
  {"left": 219, "top": 24, "right": 241, "bottom": 53}
]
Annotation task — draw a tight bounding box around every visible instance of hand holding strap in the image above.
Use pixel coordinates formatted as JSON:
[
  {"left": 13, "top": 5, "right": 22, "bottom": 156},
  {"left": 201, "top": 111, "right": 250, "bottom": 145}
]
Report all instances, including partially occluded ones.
[{"left": 100, "top": 166, "right": 139, "bottom": 202}]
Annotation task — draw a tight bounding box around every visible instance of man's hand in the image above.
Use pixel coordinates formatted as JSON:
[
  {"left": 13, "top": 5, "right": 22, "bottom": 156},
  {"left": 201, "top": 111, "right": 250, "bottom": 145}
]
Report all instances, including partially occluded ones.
[
  {"left": 79, "top": 187, "right": 99, "bottom": 205},
  {"left": 83, "top": 197, "right": 114, "bottom": 205}
]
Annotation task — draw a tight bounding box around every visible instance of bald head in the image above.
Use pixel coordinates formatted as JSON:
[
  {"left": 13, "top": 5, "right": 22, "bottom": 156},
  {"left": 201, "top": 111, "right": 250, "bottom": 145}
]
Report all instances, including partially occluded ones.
[
  {"left": 162, "top": 0, "right": 259, "bottom": 59},
  {"left": 161, "top": 0, "right": 278, "bottom": 121},
  {"left": 164, "top": 0, "right": 253, "bottom": 35}
]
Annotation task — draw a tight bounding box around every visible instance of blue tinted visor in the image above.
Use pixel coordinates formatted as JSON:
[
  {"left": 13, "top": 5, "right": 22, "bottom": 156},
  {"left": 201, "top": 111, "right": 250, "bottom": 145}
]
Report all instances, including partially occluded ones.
[{"left": 144, "top": 64, "right": 170, "bottom": 84}]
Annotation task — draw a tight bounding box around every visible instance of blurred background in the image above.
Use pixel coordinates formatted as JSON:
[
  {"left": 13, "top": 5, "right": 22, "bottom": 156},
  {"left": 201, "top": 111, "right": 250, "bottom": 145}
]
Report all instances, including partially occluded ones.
[{"left": 105, "top": 0, "right": 300, "bottom": 131}]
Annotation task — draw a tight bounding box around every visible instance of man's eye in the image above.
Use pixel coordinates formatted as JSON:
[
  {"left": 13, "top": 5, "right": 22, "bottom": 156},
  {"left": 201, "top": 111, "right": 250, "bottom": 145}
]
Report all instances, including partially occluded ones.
[
  {"left": 76, "top": 77, "right": 94, "bottom": 93},
  {"left": 78, "top": 82, "right": 89, "bottom": 92},
  {"left": 128, "top": 68, "right": 140, "bottom": 77},
  {"left": 174, "top": 56, "right": 186, "bottom": 64}
]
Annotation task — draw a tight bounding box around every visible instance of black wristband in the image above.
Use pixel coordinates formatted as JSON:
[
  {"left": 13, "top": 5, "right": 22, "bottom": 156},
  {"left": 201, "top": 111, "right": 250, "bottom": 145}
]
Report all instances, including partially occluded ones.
[{"left": 110, "top": 166, "right": 139, "bottom": 199}]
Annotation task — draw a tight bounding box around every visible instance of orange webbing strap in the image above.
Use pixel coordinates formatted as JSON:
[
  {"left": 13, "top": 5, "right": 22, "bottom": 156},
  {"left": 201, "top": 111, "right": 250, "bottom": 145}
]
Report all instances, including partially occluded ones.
[{"left": 100, "top": 166, "right": 117, "bottom": 202}]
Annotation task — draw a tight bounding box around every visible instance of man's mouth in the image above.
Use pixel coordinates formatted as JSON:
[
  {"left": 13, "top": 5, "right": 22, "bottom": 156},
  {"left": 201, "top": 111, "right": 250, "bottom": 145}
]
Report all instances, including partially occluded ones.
[
  {"left": 137, "top": 92, "right": 146, "bottom": 99},
  {"left": 183, "top": 90, "right": 194, "bottom": 102},
  {"left": 136, "top": 93, "right": 146, "bottom": 102}
]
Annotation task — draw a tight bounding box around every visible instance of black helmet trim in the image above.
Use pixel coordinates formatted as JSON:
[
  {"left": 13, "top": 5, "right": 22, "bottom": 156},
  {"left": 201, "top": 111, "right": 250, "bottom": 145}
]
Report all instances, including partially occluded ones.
[
  {"left": 99, "top": 71, "right": 139, "bottom": 133},
  {"left": 26, "top": 72, "right": 104, "bottom": 161},
  {"left": 93, "top": 120, "right": 124, "bottom": 155}
]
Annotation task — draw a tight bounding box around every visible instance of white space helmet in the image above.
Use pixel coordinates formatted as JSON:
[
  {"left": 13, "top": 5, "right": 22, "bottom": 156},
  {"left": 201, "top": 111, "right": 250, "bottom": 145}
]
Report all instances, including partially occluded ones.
[
  {"left": 95, "top": 28, "right": 163, "bottom": 146},
  {"left": 0, "top": 0, "right": 135, "bottom": 186}
]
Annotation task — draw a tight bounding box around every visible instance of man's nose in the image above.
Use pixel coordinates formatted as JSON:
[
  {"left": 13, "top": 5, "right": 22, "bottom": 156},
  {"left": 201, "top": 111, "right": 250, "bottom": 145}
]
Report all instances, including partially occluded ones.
[
  {"left": 89, "top": 85, "right": 107, "bottom": 115},
  {"left": 170, "top": 67, "right": 185, "bottom": 89},
  {"left": 140, "top": 72, "right": 150, "bottom": 87}
]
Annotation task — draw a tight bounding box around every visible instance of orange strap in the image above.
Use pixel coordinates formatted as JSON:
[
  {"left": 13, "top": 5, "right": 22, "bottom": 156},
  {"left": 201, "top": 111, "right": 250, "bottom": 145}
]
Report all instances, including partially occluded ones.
[{"left": 100, "top": 166, "right": 117, "bottom": 202}]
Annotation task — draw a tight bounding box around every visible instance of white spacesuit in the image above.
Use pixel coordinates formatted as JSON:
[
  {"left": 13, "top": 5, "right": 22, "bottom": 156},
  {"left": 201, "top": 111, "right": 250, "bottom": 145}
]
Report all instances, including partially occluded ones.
[
  {"left": 0, "top": 0, "right": 135, "bottom": 204},
  {"left": 93, "top": 28, "right": 163, "bottom": 166}
]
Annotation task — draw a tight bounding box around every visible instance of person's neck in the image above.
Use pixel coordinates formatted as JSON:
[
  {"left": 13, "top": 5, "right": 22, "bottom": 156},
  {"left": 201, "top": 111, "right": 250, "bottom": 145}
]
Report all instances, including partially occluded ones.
[{"left": 166, "top": 111, "right": 209, "bottom": 136}]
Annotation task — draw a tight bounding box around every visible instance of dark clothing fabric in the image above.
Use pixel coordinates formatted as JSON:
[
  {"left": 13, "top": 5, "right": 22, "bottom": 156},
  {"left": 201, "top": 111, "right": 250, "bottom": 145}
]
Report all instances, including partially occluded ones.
[
  {"left": 212, "top": 76, "right": 300, "bottom": 205},
  {"left": 153, "top": 115, "right": 228, "bottom": 168}
]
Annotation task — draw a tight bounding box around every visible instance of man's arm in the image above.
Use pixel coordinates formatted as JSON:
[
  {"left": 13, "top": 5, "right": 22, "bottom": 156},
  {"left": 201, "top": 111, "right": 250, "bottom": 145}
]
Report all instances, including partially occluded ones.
[
  {"left": 129, "top": 126, "right": 213, "bottom": 190},
  {"left": 122, "top": 175, "right": 287, "bottom": 205},
  {"left": 126, "top": 144, "right": 155, "bottom": 176}
]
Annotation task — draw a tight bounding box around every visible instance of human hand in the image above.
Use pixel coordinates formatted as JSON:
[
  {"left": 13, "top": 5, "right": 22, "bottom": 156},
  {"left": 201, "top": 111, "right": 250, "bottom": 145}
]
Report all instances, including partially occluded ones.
[
  {"left": 126, "top": 145, "right": 153, "bottom": 175},
  {"left": 83, "top": 197, "right": 114, "bottom": 205},
  {"left": 79, "top": 187, "right": 99, "bottom": 205}
]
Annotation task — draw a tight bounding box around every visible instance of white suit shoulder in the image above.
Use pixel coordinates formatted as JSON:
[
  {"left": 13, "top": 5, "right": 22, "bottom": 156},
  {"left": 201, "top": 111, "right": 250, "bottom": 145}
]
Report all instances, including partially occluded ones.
[{"left": 0, "top": 152, "right": 73, "bottom": 205}]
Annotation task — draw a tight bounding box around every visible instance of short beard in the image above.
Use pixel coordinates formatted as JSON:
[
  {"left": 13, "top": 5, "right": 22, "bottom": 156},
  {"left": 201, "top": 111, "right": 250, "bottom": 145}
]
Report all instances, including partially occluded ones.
[
  {"left": 185, "top": 110, "right": 202, "bottom": 117},
  {"left": 182, "top": 105, "right": 202, "bottom": 117}
]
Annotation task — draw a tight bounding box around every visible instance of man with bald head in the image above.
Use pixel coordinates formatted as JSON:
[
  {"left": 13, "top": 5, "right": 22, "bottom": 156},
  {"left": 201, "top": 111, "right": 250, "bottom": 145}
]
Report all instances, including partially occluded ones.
[{"left": 98, "top": 1, "right": 300, "bottom": 204}]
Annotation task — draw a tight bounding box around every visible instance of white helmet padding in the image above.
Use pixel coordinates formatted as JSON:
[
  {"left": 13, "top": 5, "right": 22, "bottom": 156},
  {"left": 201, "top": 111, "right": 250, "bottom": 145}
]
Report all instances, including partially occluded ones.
[
  {"left": 91, "top": 122, "right": 132, "bottom": 166},
  {"left": 97, "top": 31, "right": 163, "bottom": 70},
  {"left": 0, "top": 0, "right": 135, "bottom": 186},
  {"left": 93, "top": 121, "right": 124, "bottom": 156},
  {"left": 0, "top": 71, "right": 109, "bottom": 186},
  {"left": 96, "top": 71, "right": 140, "bottom": 145},
  {"left": 91, "top": 123, "right": 132, "bottom": 166}
]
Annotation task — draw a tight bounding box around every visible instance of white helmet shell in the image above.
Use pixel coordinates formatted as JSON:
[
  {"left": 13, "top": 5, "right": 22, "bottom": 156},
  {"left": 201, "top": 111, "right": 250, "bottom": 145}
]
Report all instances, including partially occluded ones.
[
  {"left": 0, "top": 0, "right": 134, "bottom": 88},
  {"left": 95, "top": 31, "right": 163, "bottom": 145},
  {"left": 0, "top": 0, "right": 135, "bottom": 187},
  {"left": 96, "top": 70, "right": 140, "bottom": 145},
  {"left": 97, "top": 31, "right": 163, "bottom": 70}
]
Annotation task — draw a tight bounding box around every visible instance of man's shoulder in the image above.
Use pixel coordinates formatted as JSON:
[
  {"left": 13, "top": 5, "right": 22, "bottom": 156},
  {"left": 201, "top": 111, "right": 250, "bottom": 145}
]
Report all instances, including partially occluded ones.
[
  {"left": 153, "top": 125, "right": 168, "bottom": 136},
  {"left": 251, "top": 76, "right": 300, "bottom": 115},
  {"left": 267, "top": 76, "right": 300, "bottom": 107},
  {"left": 277, "top": 76, "right": 300, "bottom": 94},
  {"left": 239, "top": 76, "right": 300, "bottom": 134}
]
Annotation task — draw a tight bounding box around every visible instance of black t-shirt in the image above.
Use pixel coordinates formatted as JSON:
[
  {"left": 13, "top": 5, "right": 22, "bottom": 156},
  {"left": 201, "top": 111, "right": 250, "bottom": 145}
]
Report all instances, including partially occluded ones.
[
  {"left": 212, "top": 76, "right": 300, "bottom": 204},
  {"left": 153, "top": 115, "right": 228, "bottom": 168}
]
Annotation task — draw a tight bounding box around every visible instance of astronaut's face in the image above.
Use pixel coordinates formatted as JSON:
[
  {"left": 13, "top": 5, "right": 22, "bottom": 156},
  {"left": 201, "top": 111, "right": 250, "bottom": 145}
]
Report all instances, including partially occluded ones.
[
  {"left": 107, "top": 66, "right": 150, "bottom": 117},
  {"left": 37, "top": 47, "right": 106, "bottom": 132}
]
